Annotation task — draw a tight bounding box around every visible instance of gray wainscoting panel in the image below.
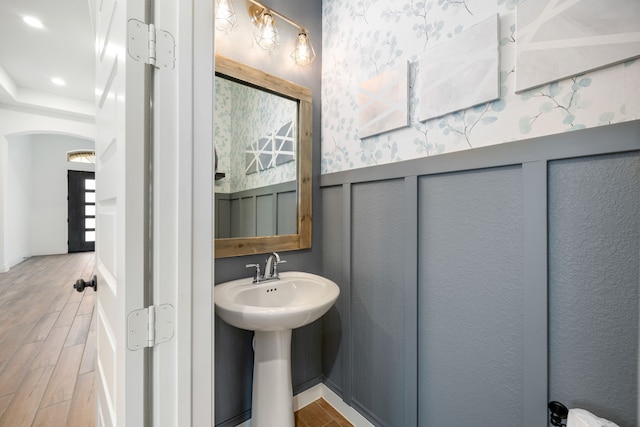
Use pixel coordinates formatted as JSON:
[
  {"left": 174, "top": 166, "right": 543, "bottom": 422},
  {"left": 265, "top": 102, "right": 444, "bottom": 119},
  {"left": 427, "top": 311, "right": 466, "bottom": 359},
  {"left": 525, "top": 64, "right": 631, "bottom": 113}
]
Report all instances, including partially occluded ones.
[
  {"left": 214, "top": 319, "right": 254, "bottom": 426},
  {"left": 216, "top": 196, "right": 231, "bottom": 238},
  {"left": 292, "top": 320, "right": 323, "bottom": 394},
  {"left": 321, "top": 185, "right": 345, "bottom": 393},
  {"left": 277, "top": 190, "right": 297, "bottom": 235},
  {"left": 256, "top": 194, "right": 275, "bottom": 236},
  {"left": 351, "top": 179, "right": 407, "bottom": 426},
  {"left": 548, "top": 152, "right": 640, "bottom": 427},
  {"left": 418, "top": 166, "right": 524, "bottom": 426}
]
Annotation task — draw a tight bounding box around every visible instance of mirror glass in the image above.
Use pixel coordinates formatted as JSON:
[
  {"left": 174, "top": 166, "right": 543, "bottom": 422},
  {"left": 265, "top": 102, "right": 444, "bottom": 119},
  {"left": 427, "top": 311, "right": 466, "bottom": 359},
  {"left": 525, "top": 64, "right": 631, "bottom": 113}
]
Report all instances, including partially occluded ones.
[
  {"left": 214, "top": 75, "right": 298, "bottom": 239},
  {"left": 214, "top": 55, "right": 312, "bottom": 258}
]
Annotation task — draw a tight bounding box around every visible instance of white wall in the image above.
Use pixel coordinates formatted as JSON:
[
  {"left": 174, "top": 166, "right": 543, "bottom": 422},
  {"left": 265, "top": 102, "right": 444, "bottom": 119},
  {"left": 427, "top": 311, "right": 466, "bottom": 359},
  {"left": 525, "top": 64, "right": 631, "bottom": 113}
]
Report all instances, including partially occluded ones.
[
  {"left": 30, "top": 134, "right": 94, "bottom": 256},
  {"left": 0, "top": 107, "right": 95, "bottom": 271},
  {"left": 5, "top": 135, "right": 32, "bottom": 267}
]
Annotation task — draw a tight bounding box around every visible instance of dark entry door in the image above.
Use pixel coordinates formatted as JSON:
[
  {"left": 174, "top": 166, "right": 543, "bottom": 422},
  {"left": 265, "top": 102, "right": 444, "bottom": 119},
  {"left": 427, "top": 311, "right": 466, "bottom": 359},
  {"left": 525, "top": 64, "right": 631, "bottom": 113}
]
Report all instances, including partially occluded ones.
[{"left": 68, "top": 170, "right": 95, "bottom": 252}]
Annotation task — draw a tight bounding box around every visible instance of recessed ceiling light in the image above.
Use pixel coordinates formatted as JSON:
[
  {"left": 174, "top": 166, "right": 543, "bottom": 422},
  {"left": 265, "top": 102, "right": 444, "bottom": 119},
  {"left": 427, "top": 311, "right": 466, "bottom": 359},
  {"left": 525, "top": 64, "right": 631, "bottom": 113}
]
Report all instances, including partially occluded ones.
[
  {"left": 51, "top": 77, "right": 66, "bottom": 86},
  {"left": 23, "top": 16, "right": 44, "bottom": 29}
]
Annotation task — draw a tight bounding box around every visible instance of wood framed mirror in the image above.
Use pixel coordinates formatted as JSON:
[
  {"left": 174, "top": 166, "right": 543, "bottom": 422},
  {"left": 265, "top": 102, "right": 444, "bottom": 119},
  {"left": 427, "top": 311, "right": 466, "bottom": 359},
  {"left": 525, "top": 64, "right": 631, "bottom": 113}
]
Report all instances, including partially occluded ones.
[{"left": 214, "top": 55, "right": 312, "bottom": 258}]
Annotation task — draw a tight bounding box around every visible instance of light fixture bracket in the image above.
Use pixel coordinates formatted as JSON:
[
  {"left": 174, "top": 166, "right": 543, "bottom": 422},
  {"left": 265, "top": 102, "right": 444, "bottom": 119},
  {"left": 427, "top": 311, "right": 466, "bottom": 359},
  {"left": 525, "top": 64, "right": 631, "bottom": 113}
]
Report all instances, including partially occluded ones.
[{"left": 248, "top": 4, "right": 266, "bottom": 24}]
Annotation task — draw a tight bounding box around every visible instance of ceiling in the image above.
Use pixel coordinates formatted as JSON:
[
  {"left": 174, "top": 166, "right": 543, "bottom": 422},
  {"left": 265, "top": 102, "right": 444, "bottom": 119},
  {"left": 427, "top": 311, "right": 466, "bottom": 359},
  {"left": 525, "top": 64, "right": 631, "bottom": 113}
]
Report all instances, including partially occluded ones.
[{"left": 0, "top": 0, "right": 95, "bottom": 117}]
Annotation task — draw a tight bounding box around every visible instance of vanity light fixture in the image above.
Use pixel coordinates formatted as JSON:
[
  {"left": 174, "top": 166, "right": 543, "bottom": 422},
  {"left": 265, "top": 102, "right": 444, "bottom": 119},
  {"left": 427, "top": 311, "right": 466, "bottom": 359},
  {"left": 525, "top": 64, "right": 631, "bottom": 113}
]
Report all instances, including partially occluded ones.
[
  {"left": 291, "top": 31, "right": 316, "bottom": 67},
  {"left": 215, "top": 0, "right": 237, "bottom": 33},
  {"left": 252, "top": 9, "right": 280, "bottom": 50},
  {"left": 248, "top": 0, "right": 316, "bottom": 66}
]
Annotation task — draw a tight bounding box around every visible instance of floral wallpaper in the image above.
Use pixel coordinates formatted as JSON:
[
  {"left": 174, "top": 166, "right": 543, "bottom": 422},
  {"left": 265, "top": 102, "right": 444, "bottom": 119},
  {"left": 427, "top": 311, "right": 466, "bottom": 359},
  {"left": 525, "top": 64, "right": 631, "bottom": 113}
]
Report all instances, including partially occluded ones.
[
  {"left": 215, "top": 76, "right": 297, "bottom": 194},
  {"left": 321, "top": 0, "right": 640, "bottom": 174}
]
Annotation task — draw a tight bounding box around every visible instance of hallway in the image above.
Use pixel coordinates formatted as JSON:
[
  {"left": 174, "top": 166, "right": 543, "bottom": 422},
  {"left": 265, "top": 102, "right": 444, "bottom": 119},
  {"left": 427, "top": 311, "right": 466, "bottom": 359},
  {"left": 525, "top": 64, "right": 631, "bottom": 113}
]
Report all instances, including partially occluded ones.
[{"left": 0, "top": 253, "right": 95, "bottom": 426}]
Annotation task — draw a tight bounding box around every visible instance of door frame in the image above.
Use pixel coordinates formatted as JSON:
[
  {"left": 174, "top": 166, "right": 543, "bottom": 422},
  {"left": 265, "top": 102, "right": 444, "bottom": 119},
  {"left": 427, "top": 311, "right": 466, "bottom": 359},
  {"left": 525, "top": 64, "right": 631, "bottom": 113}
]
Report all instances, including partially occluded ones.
[{"left": 152, "top": 0, "right": 215, "bottom": 425}]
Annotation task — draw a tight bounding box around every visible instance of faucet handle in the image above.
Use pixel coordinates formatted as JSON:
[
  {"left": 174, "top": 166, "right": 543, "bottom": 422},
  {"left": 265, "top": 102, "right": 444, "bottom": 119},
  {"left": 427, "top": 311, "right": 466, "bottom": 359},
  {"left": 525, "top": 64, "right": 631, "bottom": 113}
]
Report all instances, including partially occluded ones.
[
  {"left": 245, "top": 263, "right": 261, "bottom": 282},
  {"left": 272, "top": 258, "right": 286, "bottom": 278}
]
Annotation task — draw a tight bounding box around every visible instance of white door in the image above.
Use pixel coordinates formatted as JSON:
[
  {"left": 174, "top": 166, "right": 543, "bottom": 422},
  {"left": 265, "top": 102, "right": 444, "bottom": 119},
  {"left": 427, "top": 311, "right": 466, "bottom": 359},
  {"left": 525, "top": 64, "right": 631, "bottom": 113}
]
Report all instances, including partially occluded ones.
[
  {"left": 94, "top": 0, "right": 215, "bottom": 424},
  {"left": 94, "top": 0, "right": 148, "bottom": 424}
]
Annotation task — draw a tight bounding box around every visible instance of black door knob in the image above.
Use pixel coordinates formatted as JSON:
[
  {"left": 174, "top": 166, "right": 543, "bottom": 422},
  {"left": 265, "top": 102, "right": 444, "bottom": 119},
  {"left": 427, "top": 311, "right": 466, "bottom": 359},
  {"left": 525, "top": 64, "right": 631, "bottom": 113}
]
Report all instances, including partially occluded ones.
[{"left": 74, "top": 275, "right": 98, "bottom": 292}]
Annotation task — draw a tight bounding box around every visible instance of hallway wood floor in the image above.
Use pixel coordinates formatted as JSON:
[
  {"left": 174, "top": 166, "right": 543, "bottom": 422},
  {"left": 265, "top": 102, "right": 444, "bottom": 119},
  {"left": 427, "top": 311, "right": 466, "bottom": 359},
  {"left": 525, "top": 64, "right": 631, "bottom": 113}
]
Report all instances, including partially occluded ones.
[{"left": 0, "top": 253, "right": 96, "bottom": 427}]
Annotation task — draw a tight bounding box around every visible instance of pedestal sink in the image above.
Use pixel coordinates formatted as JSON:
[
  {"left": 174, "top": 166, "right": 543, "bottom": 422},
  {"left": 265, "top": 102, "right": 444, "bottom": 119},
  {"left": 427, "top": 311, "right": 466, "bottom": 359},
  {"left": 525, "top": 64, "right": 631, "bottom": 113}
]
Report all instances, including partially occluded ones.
[{"left": 214, "top": 271, "right": 340, "bottom": 427}]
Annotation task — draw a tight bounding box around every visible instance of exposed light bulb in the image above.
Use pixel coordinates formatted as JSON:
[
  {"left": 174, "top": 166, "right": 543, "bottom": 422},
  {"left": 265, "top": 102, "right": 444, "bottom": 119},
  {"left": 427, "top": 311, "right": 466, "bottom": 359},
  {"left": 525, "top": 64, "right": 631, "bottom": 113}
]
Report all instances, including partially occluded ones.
[
  {"left": 51, "top": 77, "right": 66, "bottom": 86},
  {"left": 23, "top": 16, "right": 44, "bottom": 29},
  {"left": 254, "top": 12, "right": 280, "bottom": 50},
  {"left": 215, "top": 0, "right": 237, "bottom": 33},
  {"left": 291, "top": 31, "right": 316, "bottom": 66}
]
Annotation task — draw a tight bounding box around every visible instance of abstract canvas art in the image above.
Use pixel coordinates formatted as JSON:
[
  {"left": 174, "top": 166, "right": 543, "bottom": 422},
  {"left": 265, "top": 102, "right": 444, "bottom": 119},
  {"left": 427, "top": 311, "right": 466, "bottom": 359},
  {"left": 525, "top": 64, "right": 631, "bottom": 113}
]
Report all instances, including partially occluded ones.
[
  {"left": 418, "top": 14, "right": 500, "bottom": 121},
  {"left": 274, "top": 120, "right": 296, "bottom": 166},
  {"left": 515, "top": 0, "right": 640, "bottom": 93},
  {"left": 245, "top": 120, "right": 295, "bottom": 174},
  {"left": 359, "top": 62, "right": 409, "bottom": 138}
]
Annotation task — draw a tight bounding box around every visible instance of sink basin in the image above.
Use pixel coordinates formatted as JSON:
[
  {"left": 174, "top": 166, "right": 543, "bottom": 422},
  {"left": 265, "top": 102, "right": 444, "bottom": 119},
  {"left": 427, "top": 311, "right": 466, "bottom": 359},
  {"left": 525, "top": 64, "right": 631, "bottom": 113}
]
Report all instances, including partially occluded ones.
[
  {"left": 215, "top": 270, "right": 340, "bottom": 426},
  {"left": 214, "top": 271, "right": 340, "bottom": 332}
]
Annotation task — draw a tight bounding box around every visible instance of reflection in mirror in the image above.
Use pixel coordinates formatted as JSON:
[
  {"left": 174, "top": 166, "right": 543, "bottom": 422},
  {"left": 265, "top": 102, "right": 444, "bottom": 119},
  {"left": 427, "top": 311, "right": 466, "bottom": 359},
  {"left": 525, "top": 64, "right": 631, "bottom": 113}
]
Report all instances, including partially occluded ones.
[
  {"left": 214, "top": 55, "right": 312, "bottom": 259},
  {"left": 214, "top": 75, "right": 298, "bottom": 239}
]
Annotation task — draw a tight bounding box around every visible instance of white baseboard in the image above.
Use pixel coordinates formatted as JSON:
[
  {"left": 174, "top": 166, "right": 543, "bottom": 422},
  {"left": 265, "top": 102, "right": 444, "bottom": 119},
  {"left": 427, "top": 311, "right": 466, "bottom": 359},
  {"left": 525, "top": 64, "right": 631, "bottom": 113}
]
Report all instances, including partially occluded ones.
[
  {"left": 316, "top": 384, "right": 374, "bottom": 427},
  {"left": 1, "top": 255, "right": 30, "bottom": 272},
  {"left": 30, "top": 247, "right": 67, "bottom": 256},
  {"left": 236, "top": 383, "right": 373, "bottom": 427}
]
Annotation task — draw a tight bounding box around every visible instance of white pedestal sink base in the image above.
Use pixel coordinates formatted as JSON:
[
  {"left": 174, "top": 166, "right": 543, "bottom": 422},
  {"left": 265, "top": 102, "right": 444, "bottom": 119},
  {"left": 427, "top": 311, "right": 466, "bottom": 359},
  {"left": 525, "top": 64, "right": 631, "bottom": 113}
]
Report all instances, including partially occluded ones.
[{"left": 252, "top": 330, "right": 294, "bottom": 427}]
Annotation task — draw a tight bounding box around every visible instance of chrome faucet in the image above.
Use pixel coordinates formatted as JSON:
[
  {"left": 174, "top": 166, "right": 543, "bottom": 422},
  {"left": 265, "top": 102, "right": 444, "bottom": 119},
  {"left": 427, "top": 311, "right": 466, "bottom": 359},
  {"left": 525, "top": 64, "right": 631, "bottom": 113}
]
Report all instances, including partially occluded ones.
[
  {"left": 246, "top": 252, "right": 286, "bottom": 283},
  {"left": 264, "top": 252, "right": 285, "bottom": 280}
]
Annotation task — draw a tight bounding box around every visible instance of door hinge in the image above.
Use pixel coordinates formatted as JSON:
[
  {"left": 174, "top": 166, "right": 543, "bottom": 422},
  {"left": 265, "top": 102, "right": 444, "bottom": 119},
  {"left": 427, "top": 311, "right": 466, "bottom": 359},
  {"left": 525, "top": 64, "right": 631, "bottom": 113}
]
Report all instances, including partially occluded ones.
[
  {"left": 127, "top": 19, "right": 175, "bottom": 69},
  {"left": 127, "top": 304, "right": 174, "bottom": 350}
]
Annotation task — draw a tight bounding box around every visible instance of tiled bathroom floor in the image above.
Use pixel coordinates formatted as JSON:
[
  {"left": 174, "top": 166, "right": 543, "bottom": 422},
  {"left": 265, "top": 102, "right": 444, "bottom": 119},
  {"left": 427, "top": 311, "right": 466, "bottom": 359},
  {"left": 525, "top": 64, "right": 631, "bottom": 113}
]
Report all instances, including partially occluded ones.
[{"left": 295, "top": 398, "right": 354, "bottom": 427}]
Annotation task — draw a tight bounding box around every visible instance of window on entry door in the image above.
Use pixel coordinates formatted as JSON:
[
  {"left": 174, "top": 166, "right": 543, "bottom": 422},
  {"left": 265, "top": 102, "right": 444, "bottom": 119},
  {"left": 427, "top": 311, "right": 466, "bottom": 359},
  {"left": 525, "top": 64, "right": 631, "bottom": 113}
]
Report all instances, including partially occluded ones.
[{"left": 85, "top": 178, "right": 96, "bottom": 242}]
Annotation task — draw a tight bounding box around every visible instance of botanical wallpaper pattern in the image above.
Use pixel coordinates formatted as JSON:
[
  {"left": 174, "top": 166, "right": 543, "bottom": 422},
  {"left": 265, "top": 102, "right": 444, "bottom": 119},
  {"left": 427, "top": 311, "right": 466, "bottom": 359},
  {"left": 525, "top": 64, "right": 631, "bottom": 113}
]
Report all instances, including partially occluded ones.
[
  {"left": 215, "top": 77, "right": 297, "bottom": 194},
  {"left": 321, "top": 0, "right": 640, "bottom": 174}
]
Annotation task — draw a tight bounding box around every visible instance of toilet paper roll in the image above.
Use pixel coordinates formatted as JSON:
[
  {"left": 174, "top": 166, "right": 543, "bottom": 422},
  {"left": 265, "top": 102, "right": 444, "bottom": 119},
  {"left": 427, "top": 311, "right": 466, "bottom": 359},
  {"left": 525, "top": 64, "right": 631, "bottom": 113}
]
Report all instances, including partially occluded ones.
[{"left": 567, "top": 408, "right": 620, "bottom": 427}]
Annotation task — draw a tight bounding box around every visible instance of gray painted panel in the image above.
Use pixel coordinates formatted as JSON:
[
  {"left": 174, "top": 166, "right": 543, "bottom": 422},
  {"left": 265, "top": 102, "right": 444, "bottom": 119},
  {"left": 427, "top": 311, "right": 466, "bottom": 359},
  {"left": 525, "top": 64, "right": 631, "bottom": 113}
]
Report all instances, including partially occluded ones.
[
  {"left": 351, "top": 179, "right": 406, "bottom": 426},
  {"left": 230, "top": 198, "right": 241, "bottom": 238},
  {"left": 522, "top": 161, "right": 549, "bottom": 427},
  {"left": 292, "top": 320, "right": 323, "bottom": 394},
  {"left": 239, "top": 197, "right": 256, "bottom": 237},
  {"left": 418, "top": 166, "right": 524, "bottom": 426},
  {"left": 548, "top": 152, "right": 639, "bottom": 427},
  {"left": 256, "top": 194, "right": 275, "bottom": 236},
  {"left": 402, "top": 176, "right": 419, "bottom": 426},
  {"left": 216, "top": 197, "right": 231, "bottom": 238},
  {"left": 214, "top": 318, "right": 254, "bottom": 426},
  {"left": 277, "top": 191, "right": 297, "bottom": 235},
  {"left": 321, "top": 186, "right": 345, "bottom": 393}
]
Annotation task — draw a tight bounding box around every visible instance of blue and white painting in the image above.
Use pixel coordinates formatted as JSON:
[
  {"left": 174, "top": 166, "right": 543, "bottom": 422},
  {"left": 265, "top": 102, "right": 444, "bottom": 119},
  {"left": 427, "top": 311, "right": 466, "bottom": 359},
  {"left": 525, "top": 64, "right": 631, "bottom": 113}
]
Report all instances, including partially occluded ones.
[
  {"left": 245, "top": 120, "right": 296, "bottom": 174},
  {"left": 359, "top": 62, "right": 409, "bottom": 138},
  {"left": 418, "top": 14, "right": 499, "bottom": 121}
]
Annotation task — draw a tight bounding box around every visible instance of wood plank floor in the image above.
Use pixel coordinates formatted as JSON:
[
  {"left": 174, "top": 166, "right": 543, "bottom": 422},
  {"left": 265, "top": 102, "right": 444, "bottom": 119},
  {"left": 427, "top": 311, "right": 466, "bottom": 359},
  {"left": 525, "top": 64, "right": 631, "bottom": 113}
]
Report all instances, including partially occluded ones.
[
  {"left": 0, "top": 253, "right": 96, "bottom": 427},
  {"left": 295, "top": 399, "right": 353, "bottom": 427}
]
